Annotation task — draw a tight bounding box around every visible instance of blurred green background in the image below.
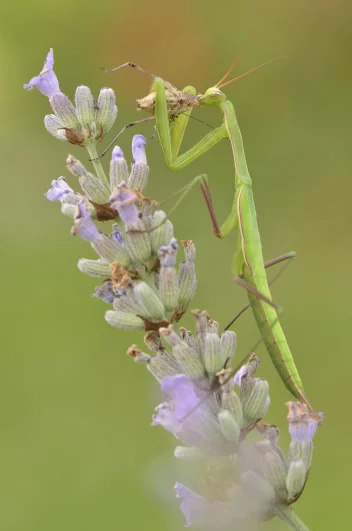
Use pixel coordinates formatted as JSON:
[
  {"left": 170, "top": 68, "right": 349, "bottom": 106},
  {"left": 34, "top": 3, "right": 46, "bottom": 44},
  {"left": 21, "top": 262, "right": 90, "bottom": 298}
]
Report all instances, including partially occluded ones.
[{"left": 1, "top": 0, "right": 351, "bottom": 529}]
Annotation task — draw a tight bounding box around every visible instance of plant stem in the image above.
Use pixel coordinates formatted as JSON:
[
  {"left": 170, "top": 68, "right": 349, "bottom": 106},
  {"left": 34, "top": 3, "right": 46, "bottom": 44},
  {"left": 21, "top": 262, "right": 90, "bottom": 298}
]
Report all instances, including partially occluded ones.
[
  {"left": 275, "top": 505, "right": 309, "bottom": 531},
  {"left": 85, "top": 142, "right": 110, "bottom": 192}
]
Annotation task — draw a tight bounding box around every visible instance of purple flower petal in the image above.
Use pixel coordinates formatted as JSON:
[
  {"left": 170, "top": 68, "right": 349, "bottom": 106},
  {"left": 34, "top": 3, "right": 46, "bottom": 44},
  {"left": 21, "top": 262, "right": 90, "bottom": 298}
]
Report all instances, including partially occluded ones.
[
  {"left": 287, "top": 402, "right": 324, "bottom": 443},
  {"left": 175, "top": 483, "right": 207, "bottom": 527},
  {"left": 72, "top": 202, "right": 100, "bottom": 241},
  {"left": 93, "top": 282, "right": 115, "bottom": 303},
  {"left": 132, "top": 135, "right": 147, "bottom": 164},
  {"left": 109, "top": 183, "right": 139, "bottom": 225},
  {"left": 153, "top": 374, "right": 238, "bottom": 455},
  {"left": 175, "top": 483, "right": 233, "bottom": 529},
  {"left": 152, "top": 375, "right": 202, "bottom": 442},
  {"left": 111, "top": 224, "right": 125, "bottom": 245},
  {"left": 158, "top": 238, "right": 178, "bottom": 267},
  {"left": 112, "top": 146, "right": 124, "bottom": 159},
  {"left": 234, "top": 365, "right": 247, "bottom": 387},
  {"left": 45, "top": 177, "right": 73, "bottom": 201},
  {"left": 162, "top": 375, "right": 199, "bottom": 420},
  {"left": 23, "top": 49, "right": 61, "bottom": 98}
]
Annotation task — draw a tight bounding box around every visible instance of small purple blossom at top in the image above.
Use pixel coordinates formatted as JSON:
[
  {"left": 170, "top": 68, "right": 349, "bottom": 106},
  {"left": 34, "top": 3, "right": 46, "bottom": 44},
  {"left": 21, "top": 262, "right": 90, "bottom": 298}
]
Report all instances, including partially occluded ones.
[
  {"left": 72, "top": 202, "right": 100, "bottom": 242},
  {"left": 109, "top": 183, "right": 139, "bottom": 225},
  {"left": 45, "top": 177, "right": 74, "bottom": 202},
  {"left": 23, "top": 49, "right": 61, "bottom": 98},
  {"left": 286, "top": 401, "right": 324, "bottom": 443}
]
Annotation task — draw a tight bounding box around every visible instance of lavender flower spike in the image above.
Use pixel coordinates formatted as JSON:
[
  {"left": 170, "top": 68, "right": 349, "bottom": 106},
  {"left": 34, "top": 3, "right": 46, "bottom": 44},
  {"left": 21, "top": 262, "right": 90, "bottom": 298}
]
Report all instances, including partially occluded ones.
[{"left": 23, "top": 49, "right": 60, "bottom": 98}]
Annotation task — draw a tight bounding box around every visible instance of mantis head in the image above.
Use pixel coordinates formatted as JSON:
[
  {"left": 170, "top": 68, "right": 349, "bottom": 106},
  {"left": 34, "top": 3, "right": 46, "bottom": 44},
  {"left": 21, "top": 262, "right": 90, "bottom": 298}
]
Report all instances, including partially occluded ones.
[{"left": 198, "top": 87, "right": 227, "bottom": 106}]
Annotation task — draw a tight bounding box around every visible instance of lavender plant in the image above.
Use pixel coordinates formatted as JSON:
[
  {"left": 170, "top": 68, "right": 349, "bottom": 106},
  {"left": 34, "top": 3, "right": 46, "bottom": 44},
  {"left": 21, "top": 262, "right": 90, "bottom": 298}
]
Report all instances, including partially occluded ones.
[{"left": 24, "top": 49, "right": 323, "bottom": 531}]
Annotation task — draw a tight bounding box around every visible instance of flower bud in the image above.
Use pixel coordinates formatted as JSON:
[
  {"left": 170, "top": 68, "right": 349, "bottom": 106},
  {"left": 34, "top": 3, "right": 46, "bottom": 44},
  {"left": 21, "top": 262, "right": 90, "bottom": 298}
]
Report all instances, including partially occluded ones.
[
  {"left": 44, "top": 115, "right": 68, "bottom": 141},
  {"left": 158, "top": 240, "right": 180, "bottom": 312},
  {"left": 77, "top": 258, "right": 111, "bottom": 278},
  {"left": 241, "top": 378, "right": 270, "bottom": 426},
  {"left": 286, "top": 458, "right": 307, "bottom": 501},
  {"left": 129, "top": 135, "right": 149, "bottom": 191},
  {"left": 50, "top": 92, "right": 79, "bottom": 129},
  {"left": 150, "top": 211, "right": 171, "bottom": 254},
  {"left": 133, "top": 282, "right": 166, "bottom": 322},
  {"left": 96, "top": 88, "right": 117, "bottom": 136},
  {"left": 125, "top": 219, "right": 152, "bottom": 264},
  {"left": 220, "top": 331, "right": 237, "bottom": 367},
  {"left": 159, "top": 326, "right": 205, "bottom": 379},
  {"left": 257, "top": 440, "right": 287, "bottom": 500},
  {"left": 91, "top": 234, "right": 131, "bottom": 266},
  {"left": 75, "top": 86, "right": 95, "bottom": 135},
  {"left": 110, "top": 146, "right": 129, "bottom": 189},
  {"left": 67, "top": 154, "right": 109, "bottom": 202},
  {"left": 218, "top": 409, "right": 240, "bottom": 443},
  {"left": 217, "top": 370, "right": 243, "bottom": 427},
  {"left": 288, "top": 440, "right": 313, "bottom": 471},
  {"left": 193, "top": 309, "right": 209, "bottom": 359},
  {"left": 105, "top": 310, "right": 144, "bottom": 330},
  {"left": 203, "top": 331, "right": 222, "bottom": 375},
  {"left": 179, "top": 327, "right": 196, "bottom": 349}
]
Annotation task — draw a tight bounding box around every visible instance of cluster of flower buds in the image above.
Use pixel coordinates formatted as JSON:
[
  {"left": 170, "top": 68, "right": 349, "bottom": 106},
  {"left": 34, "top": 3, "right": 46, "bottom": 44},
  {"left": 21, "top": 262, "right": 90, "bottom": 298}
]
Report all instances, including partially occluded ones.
[
  {"left": 129, "top": 309, "right": 323, "bottom": 528},
  {"left": 128, "top": 310, "right": 270, "bottom": 457},
  {"left": 24, "top": 49, "right": 117, "bottom": 149},
  {"left": 45, "top": 133, "right": 196, "bottom": 331},
  {"left": 173, "top": 404, "right": 323, "bottom": 529}
]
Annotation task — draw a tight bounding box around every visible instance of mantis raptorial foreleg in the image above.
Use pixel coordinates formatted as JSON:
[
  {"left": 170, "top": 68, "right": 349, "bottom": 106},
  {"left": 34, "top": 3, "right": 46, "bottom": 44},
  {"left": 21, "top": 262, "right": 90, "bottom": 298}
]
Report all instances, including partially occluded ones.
[{"left": 95, "top": 116, "right": 156, "bottom": 160}]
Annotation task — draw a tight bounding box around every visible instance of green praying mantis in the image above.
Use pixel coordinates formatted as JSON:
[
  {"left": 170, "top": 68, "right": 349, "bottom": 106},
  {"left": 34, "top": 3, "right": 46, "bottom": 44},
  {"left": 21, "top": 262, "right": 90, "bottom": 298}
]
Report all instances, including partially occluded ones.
[{"left": 98, "top": 39, "right": 314, "bottom": 410}]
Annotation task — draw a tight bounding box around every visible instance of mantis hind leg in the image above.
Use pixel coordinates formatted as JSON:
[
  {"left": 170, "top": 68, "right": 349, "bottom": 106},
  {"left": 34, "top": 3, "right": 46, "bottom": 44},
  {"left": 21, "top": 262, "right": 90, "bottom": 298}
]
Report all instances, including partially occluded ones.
[{"left": 224, "top": 252, "right": 296, "bottom": 331}]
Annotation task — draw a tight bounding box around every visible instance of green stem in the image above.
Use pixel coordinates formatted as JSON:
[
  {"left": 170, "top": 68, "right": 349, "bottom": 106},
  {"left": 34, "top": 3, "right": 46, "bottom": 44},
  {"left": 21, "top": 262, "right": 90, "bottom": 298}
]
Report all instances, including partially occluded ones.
[
  {"left": 85, "top": 142, "right": 110, "bottom": 192},
  {"left": 275, "top": 505, "right": 309, "bottom": 531}
]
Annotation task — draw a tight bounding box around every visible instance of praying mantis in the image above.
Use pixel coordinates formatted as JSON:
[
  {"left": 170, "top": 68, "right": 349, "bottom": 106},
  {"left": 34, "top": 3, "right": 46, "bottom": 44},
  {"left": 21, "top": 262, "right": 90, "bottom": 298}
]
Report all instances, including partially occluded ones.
[{"left": 98, "top": 39, "right": 314, "bottom": 410}]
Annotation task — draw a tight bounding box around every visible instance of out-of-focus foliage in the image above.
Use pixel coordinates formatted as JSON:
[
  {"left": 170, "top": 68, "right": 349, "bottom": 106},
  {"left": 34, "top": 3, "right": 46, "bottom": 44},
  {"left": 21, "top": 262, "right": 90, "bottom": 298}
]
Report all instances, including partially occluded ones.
[{"left": 1, "top": 1, "right": 350, "bottom": 529}]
